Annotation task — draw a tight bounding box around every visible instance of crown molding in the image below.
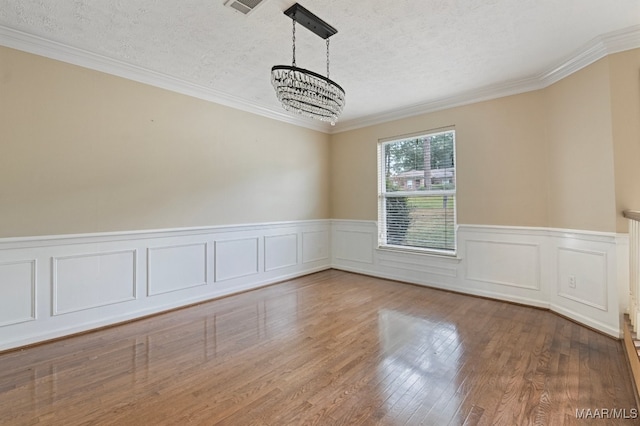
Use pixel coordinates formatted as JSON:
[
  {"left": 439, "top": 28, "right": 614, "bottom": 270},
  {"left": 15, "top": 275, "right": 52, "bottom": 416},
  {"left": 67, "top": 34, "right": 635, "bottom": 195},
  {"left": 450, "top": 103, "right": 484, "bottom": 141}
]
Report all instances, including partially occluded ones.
[
  {"left": 1, "top": 24, "right": 638, "bottom": 135},
  {"left": 537, "top": 24, "right": 640, "bottom": 86},
  {"left": 330, "top": 75, "right": 545, "bottom": 133},
  {"left": 0, "top": 25, "right": 330, "bottom": 134},
  {"left": 331, "top": 25, "right": 640, "bottom": 134}
]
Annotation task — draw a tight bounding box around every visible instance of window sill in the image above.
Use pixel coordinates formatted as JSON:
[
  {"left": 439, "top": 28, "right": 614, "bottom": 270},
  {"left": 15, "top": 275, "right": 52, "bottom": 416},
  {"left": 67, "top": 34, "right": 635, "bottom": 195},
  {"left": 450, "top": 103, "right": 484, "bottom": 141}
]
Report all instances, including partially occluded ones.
[{"left": 376, "top": 245, "right": 462, "bottom": 262}]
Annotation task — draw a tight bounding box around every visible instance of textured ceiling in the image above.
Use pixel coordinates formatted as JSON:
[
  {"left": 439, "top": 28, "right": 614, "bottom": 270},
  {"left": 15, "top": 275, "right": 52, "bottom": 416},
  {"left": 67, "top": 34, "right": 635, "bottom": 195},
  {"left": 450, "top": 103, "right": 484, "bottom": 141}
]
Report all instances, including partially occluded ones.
[{"left": 0, "top": 0, "right": 639, "bottom": 132}]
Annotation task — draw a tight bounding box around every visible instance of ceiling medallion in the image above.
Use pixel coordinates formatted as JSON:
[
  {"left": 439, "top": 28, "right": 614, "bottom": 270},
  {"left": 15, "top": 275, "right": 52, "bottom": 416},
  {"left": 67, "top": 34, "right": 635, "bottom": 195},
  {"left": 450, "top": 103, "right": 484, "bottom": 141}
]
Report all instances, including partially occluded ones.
[{"left": 271, "top": 3, "right": 345, "bottom": 126}]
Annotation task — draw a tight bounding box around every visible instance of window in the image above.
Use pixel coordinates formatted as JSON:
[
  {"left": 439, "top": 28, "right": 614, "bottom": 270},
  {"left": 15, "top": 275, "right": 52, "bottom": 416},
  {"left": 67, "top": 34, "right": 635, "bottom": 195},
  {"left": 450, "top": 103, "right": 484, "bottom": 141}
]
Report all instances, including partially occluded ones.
[{"left": 378, "top": 128, "right": 456, "bottom": 254}]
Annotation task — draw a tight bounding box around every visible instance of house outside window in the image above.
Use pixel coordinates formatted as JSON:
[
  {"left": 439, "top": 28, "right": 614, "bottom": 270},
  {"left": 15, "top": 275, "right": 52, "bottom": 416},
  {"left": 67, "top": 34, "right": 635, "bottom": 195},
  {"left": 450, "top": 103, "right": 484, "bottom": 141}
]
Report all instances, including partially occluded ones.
[{"left": 378, "top": 128, "right": 456, "bottom": 254}]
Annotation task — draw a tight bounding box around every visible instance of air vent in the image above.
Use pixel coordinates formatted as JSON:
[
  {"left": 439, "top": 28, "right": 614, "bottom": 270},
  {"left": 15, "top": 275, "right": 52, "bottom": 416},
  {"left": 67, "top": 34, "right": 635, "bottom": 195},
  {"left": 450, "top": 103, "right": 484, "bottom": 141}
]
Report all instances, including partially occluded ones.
[{"left": 224, "top": 0, "right": 266, "bottom": 15}]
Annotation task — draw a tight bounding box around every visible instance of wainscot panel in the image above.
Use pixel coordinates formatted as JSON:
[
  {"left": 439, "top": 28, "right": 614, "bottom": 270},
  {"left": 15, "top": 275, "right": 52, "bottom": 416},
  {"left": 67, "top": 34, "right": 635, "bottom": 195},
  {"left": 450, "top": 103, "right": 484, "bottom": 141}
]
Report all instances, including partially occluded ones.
[
  {"left": 549, "top": 229, "right": 621, "bottom": 337},
  {"left": 302, "top": 230, "right": 329, "bottom": 264},
  {"left": 264, "top": 234, "right": 298, "bottom": 272},
  {"left": 214, "top": 237, "right": 260, "bottom": 282},
  {"left": 0, "top": 260, "right": 36, "bottom": 327},
  {"left": 465, "top": 240, "right": 540, "bottom": 290},
  {"left": 147, "top": 243, "right": 208, "bottom": 296},
  {"left": 334, "top": 229, "right": 374, "bottom": 264},
  {"left": 0, "top": 220, "right": 330, "bottom": 351},
  {"left": 53, "top": 250, "right": 137, "bottom": 315},
  {"left": 556, "top": 247, "right": 607, "bottom": 311},
  {"left": 331, "top": 220, "right": 625, "bottom": 337}
]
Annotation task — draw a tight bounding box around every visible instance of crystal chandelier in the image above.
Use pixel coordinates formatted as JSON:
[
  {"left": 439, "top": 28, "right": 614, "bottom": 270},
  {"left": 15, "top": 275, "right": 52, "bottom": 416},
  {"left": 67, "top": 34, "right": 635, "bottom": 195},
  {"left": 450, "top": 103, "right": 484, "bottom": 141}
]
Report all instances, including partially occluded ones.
[{"left": 271, "top": 3, "right": 345, "bottom": 126}]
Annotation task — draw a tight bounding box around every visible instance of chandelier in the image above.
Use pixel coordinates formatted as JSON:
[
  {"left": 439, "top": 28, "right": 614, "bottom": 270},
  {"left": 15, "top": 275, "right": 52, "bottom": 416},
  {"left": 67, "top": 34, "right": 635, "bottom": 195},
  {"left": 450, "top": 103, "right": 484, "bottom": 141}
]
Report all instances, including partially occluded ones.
[{"left": 271, "top": 3, "right": 345, "bottom": 126}]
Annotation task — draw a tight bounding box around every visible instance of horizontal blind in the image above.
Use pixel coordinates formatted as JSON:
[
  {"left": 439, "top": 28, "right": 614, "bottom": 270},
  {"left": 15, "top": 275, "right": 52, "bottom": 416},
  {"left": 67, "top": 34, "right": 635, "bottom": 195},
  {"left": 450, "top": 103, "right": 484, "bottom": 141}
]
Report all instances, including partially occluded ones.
[{"left": 379, "top": 129, "right": 456, "bottom": 252}]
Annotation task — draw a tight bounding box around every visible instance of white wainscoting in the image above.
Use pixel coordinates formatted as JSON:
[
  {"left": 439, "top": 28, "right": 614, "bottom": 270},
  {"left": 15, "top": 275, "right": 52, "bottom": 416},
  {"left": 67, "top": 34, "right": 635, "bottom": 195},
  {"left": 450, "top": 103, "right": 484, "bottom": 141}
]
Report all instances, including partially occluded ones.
[
  {"left": 0, "top": 220, "right": 330, "bottom": 351},
  {"left": 331, "top": 220, "right": 626, "bottom": 337},
  {"left": 0, "top": 219, "right": 628, "bottom": 350}
]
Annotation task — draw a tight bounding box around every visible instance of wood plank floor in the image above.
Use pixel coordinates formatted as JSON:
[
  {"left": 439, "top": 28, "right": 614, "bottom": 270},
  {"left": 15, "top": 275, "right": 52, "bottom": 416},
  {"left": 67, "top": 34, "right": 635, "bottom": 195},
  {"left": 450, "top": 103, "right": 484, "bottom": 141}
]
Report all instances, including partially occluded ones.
[{"left": 0, "top": 270, "right": 636, "bottom": 425}]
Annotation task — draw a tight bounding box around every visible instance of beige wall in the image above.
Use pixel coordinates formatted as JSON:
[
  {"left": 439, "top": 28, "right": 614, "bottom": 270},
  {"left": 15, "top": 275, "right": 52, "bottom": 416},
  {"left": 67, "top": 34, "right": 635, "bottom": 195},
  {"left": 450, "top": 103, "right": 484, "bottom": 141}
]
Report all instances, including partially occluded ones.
[
  {"left": 2, "top": 44, "right": 639, "bottom": 238},
  {"left": 610, "top": 49, "right": 640, "bottom": 232},
  {"left": 0, "top": 46, "right": 331, "bottom": 238},
  {"left": 331, "top": 92, "right": 549, "bottom": 228},
  {"left": 544, "top": 58, "right": 616, "bottom": 232},
  {"left": 331, "top": 49, "right": 640, "bottom": 234}
]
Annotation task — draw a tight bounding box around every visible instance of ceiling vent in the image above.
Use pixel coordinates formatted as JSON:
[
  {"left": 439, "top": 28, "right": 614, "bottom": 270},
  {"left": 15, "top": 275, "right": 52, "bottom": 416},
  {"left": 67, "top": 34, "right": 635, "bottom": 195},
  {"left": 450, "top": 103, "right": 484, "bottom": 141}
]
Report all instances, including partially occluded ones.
[{"left": 224, "top": 0, "right": 267, "bottom": 15}]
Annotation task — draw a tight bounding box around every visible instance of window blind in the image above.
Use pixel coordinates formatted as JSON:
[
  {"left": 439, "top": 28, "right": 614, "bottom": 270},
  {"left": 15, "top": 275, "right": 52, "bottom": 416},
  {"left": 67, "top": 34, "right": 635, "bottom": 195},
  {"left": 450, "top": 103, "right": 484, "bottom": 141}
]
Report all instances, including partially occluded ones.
[{"left": 378, "top": 129, "right": 456, "bottom": 253}]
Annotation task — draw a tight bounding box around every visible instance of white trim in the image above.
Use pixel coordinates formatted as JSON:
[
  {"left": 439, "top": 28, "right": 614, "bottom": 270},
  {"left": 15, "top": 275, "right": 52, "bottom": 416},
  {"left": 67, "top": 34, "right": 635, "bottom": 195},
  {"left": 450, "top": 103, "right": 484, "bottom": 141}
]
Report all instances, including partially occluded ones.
[
  {"left": 375, "top": 245, "right": 461, "bottom": 261},
  {"left": 0, "top": 219, "right": 329, "bottom": 248},
  {"left": 538, "top": 25, "right": 640, "bottom": 86},
  {"left": 459, "top": 224, "right": 619, "bottom": 242},
  {"left": 0, "top": 24, "right": 638, "bottom": 135}
]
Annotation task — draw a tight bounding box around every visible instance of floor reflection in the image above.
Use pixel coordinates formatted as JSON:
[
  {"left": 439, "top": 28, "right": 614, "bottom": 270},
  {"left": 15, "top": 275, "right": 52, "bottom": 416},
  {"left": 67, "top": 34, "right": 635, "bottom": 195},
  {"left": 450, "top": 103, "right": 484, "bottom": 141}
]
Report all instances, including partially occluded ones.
[
  {"left": 3, "top": 271, "right": 632, "bottom": 424},
  {"left": 378, "top": 309, "right": 463, "bottom": 423},
  {"left": 0, "top": 287, "right": 304, "bottom": 423}
]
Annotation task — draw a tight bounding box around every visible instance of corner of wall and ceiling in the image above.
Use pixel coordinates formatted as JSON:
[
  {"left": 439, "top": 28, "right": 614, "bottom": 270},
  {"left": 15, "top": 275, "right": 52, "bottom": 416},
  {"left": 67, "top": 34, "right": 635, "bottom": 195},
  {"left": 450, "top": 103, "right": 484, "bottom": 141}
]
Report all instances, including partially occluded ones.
[{"left": 0, "top": 24, "right": 639, "bottom": 135}]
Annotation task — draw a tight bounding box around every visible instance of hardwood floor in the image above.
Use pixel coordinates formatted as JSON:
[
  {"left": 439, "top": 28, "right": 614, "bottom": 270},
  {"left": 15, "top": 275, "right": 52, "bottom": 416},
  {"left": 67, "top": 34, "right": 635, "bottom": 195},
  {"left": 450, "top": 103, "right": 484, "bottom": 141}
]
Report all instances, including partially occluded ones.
[{"left": 0, "top": 270, "right": 636, "bottom": 425}]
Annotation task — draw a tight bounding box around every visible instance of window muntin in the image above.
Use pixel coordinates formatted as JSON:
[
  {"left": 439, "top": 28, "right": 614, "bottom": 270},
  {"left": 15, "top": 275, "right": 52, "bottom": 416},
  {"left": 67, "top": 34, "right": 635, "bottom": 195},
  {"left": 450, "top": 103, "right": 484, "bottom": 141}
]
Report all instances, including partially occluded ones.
[{"left": 378, "top": 129, "right": 456, "bottom": 253}]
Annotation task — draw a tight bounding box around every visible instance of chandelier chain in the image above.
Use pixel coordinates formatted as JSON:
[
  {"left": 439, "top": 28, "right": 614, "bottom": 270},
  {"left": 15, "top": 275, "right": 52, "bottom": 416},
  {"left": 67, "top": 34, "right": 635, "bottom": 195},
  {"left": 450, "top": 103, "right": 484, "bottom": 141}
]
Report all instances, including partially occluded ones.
[
  {"left": 292, "top": 19, "right": 296, "bottom": 67},
  {"left": 326, "top": 39, "right": 330, "bottom": 79}
]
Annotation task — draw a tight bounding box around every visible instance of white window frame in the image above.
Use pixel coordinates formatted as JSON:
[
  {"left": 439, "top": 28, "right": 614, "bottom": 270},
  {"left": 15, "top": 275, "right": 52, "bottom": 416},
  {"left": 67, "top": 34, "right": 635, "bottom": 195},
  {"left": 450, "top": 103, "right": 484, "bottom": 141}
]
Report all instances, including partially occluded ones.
[{"left": 377, "top": 128, "right": 457, "bottom": 256}]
